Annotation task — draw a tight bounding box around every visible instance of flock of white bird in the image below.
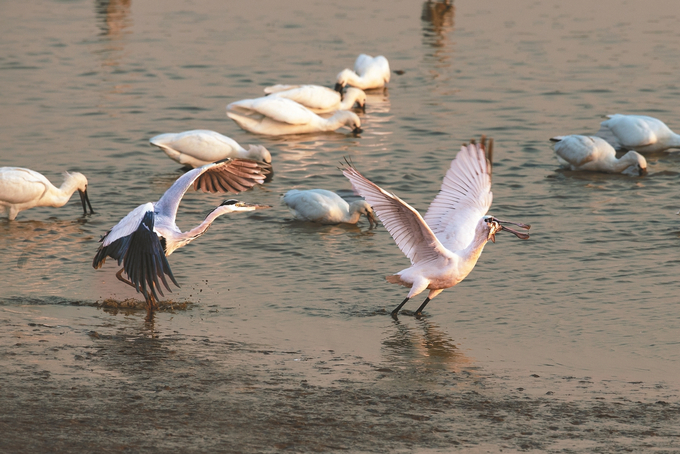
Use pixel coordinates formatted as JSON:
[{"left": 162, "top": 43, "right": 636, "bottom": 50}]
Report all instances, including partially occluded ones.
[{"left": 4, "top": 51, "right": 680, "bottom": 317}]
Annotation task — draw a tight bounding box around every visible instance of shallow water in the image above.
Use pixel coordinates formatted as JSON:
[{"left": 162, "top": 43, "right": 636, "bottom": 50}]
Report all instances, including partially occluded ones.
[{"left": 1, "top": 0, "right": 680, "bottom": 452}]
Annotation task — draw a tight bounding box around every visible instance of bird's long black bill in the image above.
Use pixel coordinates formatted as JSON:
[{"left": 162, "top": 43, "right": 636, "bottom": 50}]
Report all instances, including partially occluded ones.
[
  {"left": 79, "top": 189, "right": 95, "bottom": 215},
  {"left": 495, "top": 218, "right": 530, "bottom": 230},
  {"left": 500, "top": 225, "right": 530, "bottom": 240}
]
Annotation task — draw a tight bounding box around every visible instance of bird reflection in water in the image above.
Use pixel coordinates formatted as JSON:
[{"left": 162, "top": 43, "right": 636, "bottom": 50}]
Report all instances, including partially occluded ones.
[
  {"left": 95, "top": 0, "right": 132, "bottom": 38},
  {"left": 421, "top": 1, "right": 455, "bottom": 67},
  {"left": 382, "top": 318, "right": 474, "bottom": 374}
]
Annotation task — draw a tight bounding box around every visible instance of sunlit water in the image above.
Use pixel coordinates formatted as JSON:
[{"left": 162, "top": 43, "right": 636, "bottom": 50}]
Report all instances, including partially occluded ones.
[{"left": 1, "top": 0, "right": 679, "bottom": 451}]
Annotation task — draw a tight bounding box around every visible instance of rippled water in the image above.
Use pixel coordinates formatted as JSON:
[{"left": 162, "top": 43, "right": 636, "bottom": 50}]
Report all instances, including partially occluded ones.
[{"left": 2, "top": 0, "right": 679, "bottom": 451}]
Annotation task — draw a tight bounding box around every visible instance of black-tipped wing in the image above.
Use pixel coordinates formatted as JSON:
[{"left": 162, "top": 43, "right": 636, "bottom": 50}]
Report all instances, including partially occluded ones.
[
  {"left": 155, "top": 158, "right": 269, "bottom": 226},
  {"left": 93, "top": 209, "right": 178, "bottom": 301}
]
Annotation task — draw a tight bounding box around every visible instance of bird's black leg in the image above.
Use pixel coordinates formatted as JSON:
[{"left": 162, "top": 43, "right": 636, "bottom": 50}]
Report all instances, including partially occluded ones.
[
  {"left": 116, "top": 268, "right": 136, "bottom": 289},
  {"left": 391, "top": 297, "right": 410, "bottom": 318},
  {"left": 414, "top": 297, "right": 431, "bottom": 317}
]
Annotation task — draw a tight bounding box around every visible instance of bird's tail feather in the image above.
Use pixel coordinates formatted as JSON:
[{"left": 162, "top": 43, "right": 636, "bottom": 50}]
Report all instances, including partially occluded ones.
[{"left": 386, "top": 275, "right": 412, "bottom": 287}]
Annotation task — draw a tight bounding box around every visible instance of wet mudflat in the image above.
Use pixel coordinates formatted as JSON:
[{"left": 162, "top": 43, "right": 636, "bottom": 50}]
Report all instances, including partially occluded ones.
[{"left": 2, "top": 0, "right": 680, "bottom": 452}]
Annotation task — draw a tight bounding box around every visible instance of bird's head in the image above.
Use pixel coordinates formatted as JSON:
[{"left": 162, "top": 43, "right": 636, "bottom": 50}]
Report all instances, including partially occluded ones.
[
  {"left": 218, "top": 199, "right": 272, "bottom": 213},
  {"left": 343, "top": 87, "right": 367, "bottom": 112},
  {"left": 620, "top": 150, "right": 647, "bottom": 177},
  {"left": 483, "top": 215, "right": 530, "bottom": 243},
  {"left": 350, "top": 200, "right": 378, "bottom": 229},
  {"left": 334, "top": 69, "right": 354, "bottom": 92},
  {"left": 64, "top": 171, "right": 94, "bottom": 216},
  {"left": 335, "top": 111, "right": 362, "bottom": 134},
  {"left": 246, "top": 144, "right": 272, "bottom": 164}
]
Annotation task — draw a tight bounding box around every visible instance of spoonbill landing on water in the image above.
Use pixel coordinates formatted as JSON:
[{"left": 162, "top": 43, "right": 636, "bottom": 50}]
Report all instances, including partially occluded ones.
[
  {"left": 335, "top": 54, "right": 391, "bottom": 91},
  {"left": 0, "top": 167, "right": 94, "bottom": 220},
  {"left": 227, "top": 96, "right": 362, "bottom": 136},
  {"left": 282, "top": 189, "right": 377, "bottom": 228},
  {"left": 596, "top": 114, "right": 680, "bottom": 153},
  {"left": 92, "top": 158, "right": 270, "bottom": 311},
  {"left": 150, "top": 130, "right": 272, "bottom": 168},
  {"left": 342, "top": 137, "right": 530, "bottom": 317},
  {"left": 264, "top": 85, "right": 367, "bottom": 114},
  {"left": 550, "top": 135, "right": 647, "bottom": 176}
]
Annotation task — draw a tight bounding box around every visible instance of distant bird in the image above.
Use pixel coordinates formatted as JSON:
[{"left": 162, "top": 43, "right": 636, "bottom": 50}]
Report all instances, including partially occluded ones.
[
  {"left": 335, "top": 54, "right": 390, "bottom": 91},
  {"left": 0, "top": 167, "right": 94, "bottom": 220},
  {"left": 265, "top": 85, "right": 367, "bottom": 114},
  {"left": 283, "top": 189, "right": 377, "bottom": 228},
  {"left": 550, "top": 135, "right": 647, "bottom": 176},
  {"left": 150, "top": 130, "right": 271, "bottom": 168},
  {"left": 92, "top": 158, "right": 270, "bottom": 310},
  {"left": 227, "top": 96, "right": 362, "bottom": 136},
  {"left": 342, "top": 138, "right": 530, "bottom": 317},
  {"left": 596, "top": 114, "right": 680, "bottom": 152}
]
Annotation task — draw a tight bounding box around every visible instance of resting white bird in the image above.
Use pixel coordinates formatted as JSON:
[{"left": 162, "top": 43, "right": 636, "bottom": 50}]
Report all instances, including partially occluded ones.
[
  {"left": 550, "top": 135, "right": 647, "bottom": 176},
  {"left": 282, "top": 189, "right": 377, "bottom": 228},
  {"left": 227, "top": 96, "right": 362, "bottom": 136},
  {"left": 0, "top": 167, "right": 94, "bottom": 220},
  {"left": 596, "top": 114, "right": 680, "bottom": 152},
  {"left": 150, "top": 130, "right": 271, "bottom": 168},
  {"left": 264, "top": 85, "right": 367, "bottom": 114},
  {"left": 335, "top": 54, "right": 391, "bottom": 91},
  {"left": 93, "top": 158, "right": 270, "bottom": 311},
  {"left": 342, "top": 138, "right": 530, "bottom": 317}
]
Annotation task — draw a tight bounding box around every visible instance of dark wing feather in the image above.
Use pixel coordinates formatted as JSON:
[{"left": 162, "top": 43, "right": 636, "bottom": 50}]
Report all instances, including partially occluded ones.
[{"left": 193, "top": 158, "right": 269, "bottom": 194}]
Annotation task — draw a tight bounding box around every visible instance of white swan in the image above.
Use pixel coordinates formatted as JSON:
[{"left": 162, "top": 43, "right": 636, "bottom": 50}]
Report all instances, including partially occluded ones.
[
  {"left": 282, "top": 189, "right": 377, "bottom": 228},
  {"left": 226, "top": 96, "right": 362, "bottom": 136},
  {"left": 150, "top": 130, "right": 271, "bottom": 168},
  {"left": 550, "top": 135, "right": 647, "bottom": 176},
  {"left": 264, "top": 85, "right": 366, "bottom": 114},
  {"left": 335, "top": 54, "right": 390, "bottom": 91},
  {"left": 596, "top": 114, "right": 680, "bottom": 152},
  {"left": 0, "top": 167, "right": 94, "bottom": 220},
  {"left": 342, "top": 138, "right": 530, "bottom": 317}
]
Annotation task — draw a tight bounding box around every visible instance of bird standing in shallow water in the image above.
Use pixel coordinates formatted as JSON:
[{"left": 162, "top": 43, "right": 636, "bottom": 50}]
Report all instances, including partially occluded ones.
[
  {"left": 0, "top": 167, "right": 94, "bottom": 220},
  {"left": 92, "top": 158, "right": 270, "bottom": 311},
  {"left": 596, "top": 114, "right": 680, "bottom": 153},
  {"left": 283, "top": 189, "right": 377, "bottom": 228},
  {"left": 342, "top": 137, "right": 530, "bottom": 317},
  {"left": 550, "top": 135, "right": 647, "bottom": 176}
]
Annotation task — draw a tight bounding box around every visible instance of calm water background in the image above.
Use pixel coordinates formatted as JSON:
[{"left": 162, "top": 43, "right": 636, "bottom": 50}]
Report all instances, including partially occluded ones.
[{"left": 1, "top": 0, "right": 679, "bottom": 451}]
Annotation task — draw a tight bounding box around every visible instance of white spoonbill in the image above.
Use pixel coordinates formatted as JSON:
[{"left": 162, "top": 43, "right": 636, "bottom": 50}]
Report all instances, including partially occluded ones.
[
  {"left": 150, "top": 130, "right": 272, "bottom": 168},
  {"left": 0, "top": 167, "right": 94, "bottom": 221},
  {"left": 596, "top": 114, "right": 680, "bottom": 152},
  {"left": 283, "top": 189, "right": 377, "bottom": 228},
  {"left": 264, "top": 85, "right": 367, "bottom": 114},
  {"left": 335, "top": 54, "right": 390, "bottom": 91},
  {"left": 550, "top": 135, "right": 647, "bottom": 176},
  {"left": 342, "top": 138, "right": 530, "bottom": 317},
  {"left": 227, "top": 96, "right": 362, "bottom": 136},
  {"left": 92, "top": 158, "right": 270, "bottom": 310}
]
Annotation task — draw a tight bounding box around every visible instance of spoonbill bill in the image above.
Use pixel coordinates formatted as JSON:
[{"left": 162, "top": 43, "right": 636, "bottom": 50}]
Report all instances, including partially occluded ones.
[
  {"left": 92, "top": 158, "right": 270, "bottom": 310},
  {"left": 0, "top": 167, "right": 94, "bottom": 220},
  {"left": 342, "top": 138, "right": 530, "bottom": 317},
  {"left": 335, "top": 54, "right": 390, "bottom": 91},
  {"left": 227, "top": 96, "right": 362, "bottom": 136},
  {"left": 550, "top": 135, "right": 647, "bottom": 176},
  {"left": 283, "top": 189, "right": 377, "bottom": 228},
  {"left": 150, "top": 130, "right": 271, "bottom": 168},
  {"left": 264, "top": 85, "right": 367, "bottom": 114},
  {"left": 596, "top": 114, "right": 680, "bottom": 152}
]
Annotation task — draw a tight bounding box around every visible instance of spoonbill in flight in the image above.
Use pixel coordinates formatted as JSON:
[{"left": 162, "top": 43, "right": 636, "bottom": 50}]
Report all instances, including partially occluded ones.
[
  {"left": 92, "top": 158, "right": 270, "bottom": 311},
  {"left": 342, "top": 137, "right": 530, "bottom": 317},
  {"left": 0, "top": 167, "right": 94, "bottom": 220}
]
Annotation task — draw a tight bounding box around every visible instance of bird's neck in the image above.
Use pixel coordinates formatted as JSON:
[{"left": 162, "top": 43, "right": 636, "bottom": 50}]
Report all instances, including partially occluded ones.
[
  {"left": 345, "top": 204, "right": 363, "bottom": 224},
  {"left": 339, "top": 94, "right": 358, "bottom": 110},
  {"left": 610, "top": 152, "right": 638, "bottom": 173},
  {"left": 172, "top": 206, "right": 229, "bottom": 253},
  {"left": 46, "top": 177, "right": 79, "bottom": 207},
  {"left": 668, "top": 133, "right": 680, "bottom": 148},
  {"left": 458, "top": 226, "right": 490, "bottom": 269}
]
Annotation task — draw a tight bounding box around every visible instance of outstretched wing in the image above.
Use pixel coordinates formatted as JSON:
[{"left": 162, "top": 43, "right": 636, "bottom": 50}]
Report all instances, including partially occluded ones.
[
  {"left": 423, "top": 141, "right": 493, "bottom": 252},
  {"left": 342, "top": 164, "right": 448, "bottom": 265},
  {"left": 92, "top": 204, "right": 179, "bottom": 301},
  {"left": 154, "top": 158, "right": 268, "bottom": 225}
]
